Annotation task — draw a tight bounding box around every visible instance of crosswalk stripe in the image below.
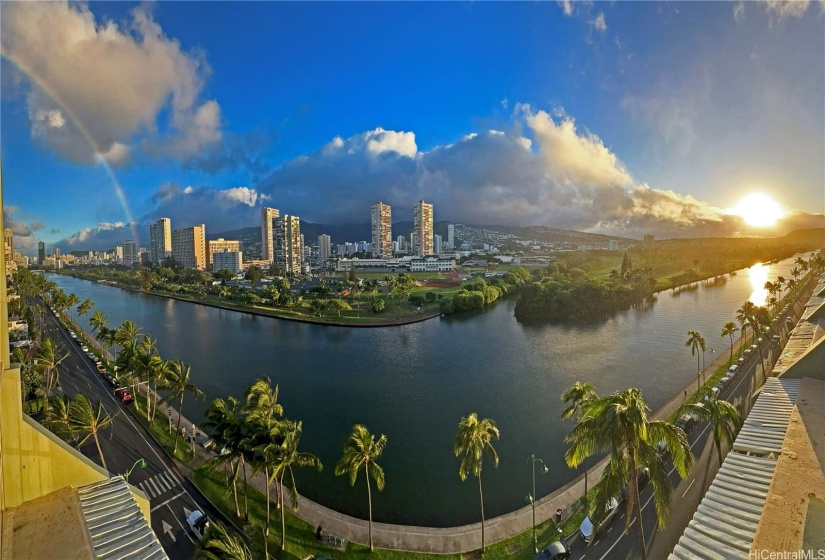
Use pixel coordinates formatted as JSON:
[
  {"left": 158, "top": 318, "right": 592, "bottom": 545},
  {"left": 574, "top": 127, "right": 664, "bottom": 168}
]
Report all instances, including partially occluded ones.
[
  {"left": 148, "top": 478, "right": 162, "bottom": 496},
  {"left": 139, "top": 481, "right": 154, "bottom": 499},
  {"left": 166, "top": 469, "right": 182, "bottom": 484},
  {"left": 162, "top": 471, "right": 178, "bottom": 489},
  {"left": 155, "top": 474, "right": 170, "bottom": 492}
]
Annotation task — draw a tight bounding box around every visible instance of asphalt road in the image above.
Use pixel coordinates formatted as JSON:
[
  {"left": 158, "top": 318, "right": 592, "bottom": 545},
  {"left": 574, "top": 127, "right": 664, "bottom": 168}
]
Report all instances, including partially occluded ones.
[{"left": 37, "top": 300, "right": 223, "bottom": 560}]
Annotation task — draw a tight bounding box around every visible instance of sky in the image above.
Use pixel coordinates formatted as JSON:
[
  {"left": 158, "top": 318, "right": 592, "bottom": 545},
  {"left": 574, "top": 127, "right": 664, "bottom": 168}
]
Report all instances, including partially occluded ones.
[{"left": 1, "top": 1, "right": 823, "bottom": 254}]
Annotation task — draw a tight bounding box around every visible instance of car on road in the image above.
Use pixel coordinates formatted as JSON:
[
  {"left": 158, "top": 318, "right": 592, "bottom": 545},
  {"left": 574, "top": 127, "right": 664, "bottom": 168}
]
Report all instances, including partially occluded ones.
[
  {"left": 80, "top": 345, "right": 89, "bottom": 352},
  {"left": 725, "top": 365, "right": 739, "bottom": 378},
  {"left": 105, "top": 374, "right": 121, "bottom": 388},
  {"left": 186, "top": 510, "right": 210, "bottom": 541},
  {"left": 704, "top": 387, "right": 720, "bottom": 401},
  {"left": 96, "top": 363, "right": 107, "bottom": 373},
  {"left": 676, "top": 413, "right": 695, "bottom": 434},
  {"left": 114, "top": 387, "right": 133, "bottom": 405},
  {"left": 534, "top": 540, "right": 570, "bottom": 560},
  {"left": 69, "top": 331, "right": 77, "bottom": 339},
  {"left": 579, "top": 497, "right": 619, "bottom": 543}
]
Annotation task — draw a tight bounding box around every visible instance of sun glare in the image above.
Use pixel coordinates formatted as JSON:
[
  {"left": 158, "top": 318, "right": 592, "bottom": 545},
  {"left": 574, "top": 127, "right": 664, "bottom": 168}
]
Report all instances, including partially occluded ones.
[{"left": 731, "top": 193, "right": 784, "bottom": 227}]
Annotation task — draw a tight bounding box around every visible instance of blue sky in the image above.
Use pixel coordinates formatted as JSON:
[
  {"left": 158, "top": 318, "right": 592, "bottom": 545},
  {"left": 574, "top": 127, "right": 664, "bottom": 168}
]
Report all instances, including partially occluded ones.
[{"left": 1, "top": 1, "right": 823, "bottom": 253}]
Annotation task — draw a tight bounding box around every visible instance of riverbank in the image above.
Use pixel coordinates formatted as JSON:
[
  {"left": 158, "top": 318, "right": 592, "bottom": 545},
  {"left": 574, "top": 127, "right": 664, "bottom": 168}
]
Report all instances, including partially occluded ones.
[{"left": 58, "top": 272, "right": 443, "bottom": 328}]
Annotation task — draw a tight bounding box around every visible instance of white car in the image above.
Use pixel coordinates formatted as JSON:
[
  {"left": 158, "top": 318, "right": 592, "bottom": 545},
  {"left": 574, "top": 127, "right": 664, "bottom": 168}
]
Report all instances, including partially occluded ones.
[
  {"left": 579, "top": 497, "right": 619, "bottom": 543},
  {"left": 186, "top": 510, "right": 210, "bottom": 541},
  {"left": 81, "top": 345, "right": 89, "bottom": 352},
  {"left": 725, "top": 365, "right": 738, "bottom": 378}
]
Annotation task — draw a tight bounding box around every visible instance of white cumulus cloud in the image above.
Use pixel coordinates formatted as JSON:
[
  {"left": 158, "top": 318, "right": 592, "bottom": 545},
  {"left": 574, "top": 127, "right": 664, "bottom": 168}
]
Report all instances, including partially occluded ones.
[{"left": 1, "top": 1, "right": 221, "bottom": 166}]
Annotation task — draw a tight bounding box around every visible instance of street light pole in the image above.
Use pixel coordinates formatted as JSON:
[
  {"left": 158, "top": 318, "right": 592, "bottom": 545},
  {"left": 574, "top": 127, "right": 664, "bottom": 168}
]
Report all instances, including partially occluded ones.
[
  {"left": 123, "top": 458, "right": 147, "bottom": 481},
  {"left": 525, "top": 454, "right": 549, "bottom": 553}
]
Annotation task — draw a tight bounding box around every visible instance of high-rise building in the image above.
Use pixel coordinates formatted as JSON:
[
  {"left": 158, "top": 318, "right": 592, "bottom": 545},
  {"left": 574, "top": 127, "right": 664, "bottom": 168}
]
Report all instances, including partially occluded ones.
[
  {"left": 608, "top": 239, "right": 619, "bottom": 251},
  {"left": 54, "top": 248, "right": 61, "bottom": 262},
  {"left": 371, "top": 201, "right": 392, "bottom": 259},
  {"left": 4, "top": 228, "right": 13, "bottom": 266},
  {"left": 38, "top": 241, "right": 45, "bottom": 265},
  {"left": 123, "top": 240, "right": 138, "bottom": 266},
  {"left": 413, "top": 200, "right": 433, "bottom": 257},
  {"left": 396, "top": 235, "right": 407, "bottom": 253},
  {"left": 172, "top": 225, "right": 206, "bottom": 270},
  {"left": 206, "top": 238, "right": 240, "bottom": 269},
  {"left": 275, "top": 215, "right": 301, "bottom": 274},
  {"left": 114, "top": 245, "right": 123, "bottom": 263},
  {"left": 447, "top": 224, "right": 455, "bottom": 250},
  {"left": 318, "top": 234, "right": 331, "bottom": 263},
  {"left": 149, "top": 218, "right": 172, "bottom": 263},
  {"left": 261, "top": 207, "right": 280, "bottom": 263},
  {"left": 643, "top": 234, "right": 655, "bottom": 249},
  {"left": 434, "top": 234, "right": 443, "bottom": 254}
]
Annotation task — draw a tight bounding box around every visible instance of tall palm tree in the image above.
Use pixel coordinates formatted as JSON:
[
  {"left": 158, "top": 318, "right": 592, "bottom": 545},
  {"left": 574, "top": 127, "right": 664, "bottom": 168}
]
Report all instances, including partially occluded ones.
[
  {"left": 274, "top": 420, "right": 322, "bottom": 552},
  {"left": 775, "top": 276, "right": 786, "bottom": 307},
  {"left": 735, "top": 301, "right": 756, "bottom": 346},
  {"left": 197, "top": 522, "right": 253, "bottom": 560},
  {"left": 746, "top": 312, "right": 768, "bottom": 382},
  {"left": 454, "top": 413, "right": 499, "bottom": 552},
  {"left": 243, "top": 377, "right": 284, "bottom": 430},
  {"left": 46, "top": 394, "right": 75, "bottom": 442},
  {"left": 335, "top": 424, "right": 388, "bottom": 552},
  {"left": 564, "top": 388, "right": 694, "bottom": 560},
  {"left": 720, "top": 322, "right": 738, "bottom": 366},
  {"left": 68, "top": 394, "right": 115, "bottom": 471},
  {"left": 77, "top": 298, "right": 94, "bottom": 329},
  {"left": 89, "top": 310, "right": 108, "bottom": 344},
  {"left": 65, "top": 293, "right": 79, "bottom": 322},
  {"left": 160, "top": 360, "right": 205, "bottom": 452},
  {"left": 679, "top": 393, "right": 741, "bottom": 464},
  {"left": 204, "top": 396, "right": 246, "bottom": 518},
  {"left": 790, "top": 266, "right": 801, "bottom": 283},
  {"left": 561, "top": 382, "right": 598, "bottom": 498},
  {"left": 35, "top": 339, "right": 67, "bottom": 415},
  {"left": 685, "top": 330, "right": 706, "bottom": 393},
  {"left": 247, "top": 422, "right": 284, "bottom": 538}
]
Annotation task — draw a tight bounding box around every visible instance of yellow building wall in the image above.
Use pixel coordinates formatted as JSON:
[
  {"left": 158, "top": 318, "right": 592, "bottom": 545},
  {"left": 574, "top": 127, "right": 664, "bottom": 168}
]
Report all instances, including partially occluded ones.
[{"left": 1, "top": 366, "right": 151, "bottom": 521}]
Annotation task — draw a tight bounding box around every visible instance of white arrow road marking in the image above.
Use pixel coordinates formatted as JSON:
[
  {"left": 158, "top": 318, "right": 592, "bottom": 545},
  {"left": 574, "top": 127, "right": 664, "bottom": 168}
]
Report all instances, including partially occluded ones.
[
  {"left": 162, "top": 521, "right": 176, "bottom": 543},
  {"left": 183, "top": 506, "right": 194, "bottom": 518}
]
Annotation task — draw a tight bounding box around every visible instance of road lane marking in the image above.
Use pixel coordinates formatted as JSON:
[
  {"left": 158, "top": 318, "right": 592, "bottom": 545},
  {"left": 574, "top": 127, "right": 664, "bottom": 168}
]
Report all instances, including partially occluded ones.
[
  {"left": 138, "top": 481, "right": 154, "bottom": 499},
  {"left": 681, "top": 479, "right": 696, "bottom": 498},
  {"left": 607, "top": 526, "right": 612, "bottom": 533},
  {"left": 165, "top": 504, "right": 195, "bottom": 544},
  {"left": 151, "top": 490, "right": 187, "bottom": 512},
  {"left": 596, "top": 527, "right": 625, "bottom": 560},
  {"left": 148, "top": 477, "right": 162, "bottom": 496},
  {"left": 162, "top": 520, "right": 176, "bottom": 543}
]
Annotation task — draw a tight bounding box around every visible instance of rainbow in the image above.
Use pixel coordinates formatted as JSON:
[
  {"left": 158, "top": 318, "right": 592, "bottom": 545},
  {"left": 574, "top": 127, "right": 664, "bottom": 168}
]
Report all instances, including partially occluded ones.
[{"left": 1, "top": 52, "right": 141, "bottom": 245}]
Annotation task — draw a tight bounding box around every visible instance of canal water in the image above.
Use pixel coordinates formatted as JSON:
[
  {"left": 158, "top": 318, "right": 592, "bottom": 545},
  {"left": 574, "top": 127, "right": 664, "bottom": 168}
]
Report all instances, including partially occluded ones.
[{"left": 49, "top": 256, "right": 804, "bottom": 526}]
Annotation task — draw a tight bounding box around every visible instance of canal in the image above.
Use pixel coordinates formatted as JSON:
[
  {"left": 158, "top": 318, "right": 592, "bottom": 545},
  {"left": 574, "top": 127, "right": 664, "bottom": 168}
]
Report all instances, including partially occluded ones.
[{"left": 48, "top": 256, "right": 804, "bottom": 526}]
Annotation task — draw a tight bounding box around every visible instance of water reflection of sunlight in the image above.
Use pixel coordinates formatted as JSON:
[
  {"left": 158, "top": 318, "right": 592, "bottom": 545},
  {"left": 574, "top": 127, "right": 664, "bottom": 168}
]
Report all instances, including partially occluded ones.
[{"left": 749, "top": 263, "right": 768, "bottom": 306}]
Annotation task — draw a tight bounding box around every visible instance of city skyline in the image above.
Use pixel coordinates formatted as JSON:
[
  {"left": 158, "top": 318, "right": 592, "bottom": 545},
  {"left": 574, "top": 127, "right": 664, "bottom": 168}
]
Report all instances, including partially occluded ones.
[{"left": 1, "top": 1, "right": 823, "bottom": 255}]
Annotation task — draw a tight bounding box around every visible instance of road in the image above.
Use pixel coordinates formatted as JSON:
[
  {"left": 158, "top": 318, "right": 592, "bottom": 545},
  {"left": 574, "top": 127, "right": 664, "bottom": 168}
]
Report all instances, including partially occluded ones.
[
  {"left": 38, "top": 300, "right": 223, "bottom": 560},
  {"left": 561, "top": 307, "right": 794, "bottom": 560}
]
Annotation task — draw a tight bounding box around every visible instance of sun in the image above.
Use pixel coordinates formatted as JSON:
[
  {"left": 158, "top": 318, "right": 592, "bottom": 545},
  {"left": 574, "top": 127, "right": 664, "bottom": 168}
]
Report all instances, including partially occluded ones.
[{"left": 731, "top": 193, "right": 784, "bottom": 227}]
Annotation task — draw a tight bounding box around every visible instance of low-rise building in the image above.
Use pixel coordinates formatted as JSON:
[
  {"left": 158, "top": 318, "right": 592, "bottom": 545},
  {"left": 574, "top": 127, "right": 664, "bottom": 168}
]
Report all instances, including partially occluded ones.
[{"left": 410, "top": 257, "right": 456, "bottom": 272}]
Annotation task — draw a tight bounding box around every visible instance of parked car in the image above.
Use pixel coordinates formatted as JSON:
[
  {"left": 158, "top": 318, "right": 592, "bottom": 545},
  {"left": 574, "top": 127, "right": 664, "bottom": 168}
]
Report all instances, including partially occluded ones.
[
  {"left": 96, "top": 364, "right": 106, "bottom": 373},
  {"left": 534, "top": 540, "right": 570, "bottom": 560},
  {"left": 114, "top": 387, "right": 133, "bottom": 405},
  {"left": 579, "top": 497, "right": 619, "bottom": 543},
  {"left": 186, "top": 510, "right": 210, "bottom": 541},
  {"left": 105, "top": 374, "right": 120, "bottom": 388},
  {"left": 676, "top": 413, "right": 695, "bottom": 434},
  {"left": 704, "top": 387, "right": 720, "bottom": 401},
  {"left": 80, "top": 345, "right": 89, "bottom": 352}
]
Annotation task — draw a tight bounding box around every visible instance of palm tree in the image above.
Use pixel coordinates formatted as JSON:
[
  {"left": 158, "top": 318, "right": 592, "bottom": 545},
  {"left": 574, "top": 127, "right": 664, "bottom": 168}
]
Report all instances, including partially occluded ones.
[
  {"left": 735, "top": 301, "right": 756, "bottom": 346},
  {"left": 775, "top": 276, "right": 786, "bottom": 307},
  {"left": 685, "top": 330, "right": 706, "bottom": 393},
  {"left": 561, "top": 382, "right": 598, "bottom": 498},
  {"left": 46, "top": 394, "right": 75, "bottom": 442},
  {"left": 274, "top": 421, "right": 322, "bottom": 552},
  {"left": 679, "top": 393, "right": 741, "bottom": 464},
  {"left": 720, "top": 322, "right": 738, "bottom": 367},
  {"left": 243, "top": 377, "right": 284, "bottom": 430},
  {"left": 65, "top": 293, "right": 79, "bottom": 322},
  {"left": 68, "top": 394, "right": 115, "bottom": 471},
  {"left": 35, "top": 339, "right": 67, "bottom": 415},
  {"left": 454, "top": 413, "right": 499, "bottom": 552},
  {"left": 335, "top": 424, "right": 388, "bottom": 552},
  {"left": 746, "top": 312, "right": 768, "bottom": 382},
  {"left": 204, "top": 396, "right": 246, "bottom": 519},
  {"left": 247, "top": 422, "right": 284, "bottom": 538},
  {"left": 197, "top": 522, "right": 253, "bottom": 560},
  {"left": 564, "top": 388, "right": 694, "bottom": 560},
  {"left": 790, "top": 266, "right": 801, "bottom": 283},
  {"left": 77, "top": 298, "right": 94, "bottom": 330},
  {"left": 89, "top": 310, "right": 108, "bottom": 338},
  {"left": 160, "top": 360, "right": 205, "bottom": 452}
]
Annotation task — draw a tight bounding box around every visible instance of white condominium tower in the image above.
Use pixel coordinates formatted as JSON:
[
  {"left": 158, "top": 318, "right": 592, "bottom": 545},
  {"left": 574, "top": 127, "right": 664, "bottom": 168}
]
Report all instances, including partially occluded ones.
[
  {"left": 149, "top": 218, "right": 172, "bottom": 263},
  {"left": 447, "top": 223, "right": 455, "bottom": 250},
  {"left": 275, "top": 214, "right": 302, "bottom": 274},
  {"left": 413, "top": 199, "right": 433, "bottom": 257},
  {"left": 371, "top": 201, "right": 392, "bottom": 259},
  {"left": 261, "top": 207, "right": 280, "bottom": 263},
  {"left": 171, "top": 224, "right": 207, "bottom": 270}
]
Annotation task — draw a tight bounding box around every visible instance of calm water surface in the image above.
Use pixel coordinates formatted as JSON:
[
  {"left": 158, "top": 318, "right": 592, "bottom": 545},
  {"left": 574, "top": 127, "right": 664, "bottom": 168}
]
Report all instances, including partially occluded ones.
[{"left": 49, "top": 255, "right": 805, "bottom": 526}]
